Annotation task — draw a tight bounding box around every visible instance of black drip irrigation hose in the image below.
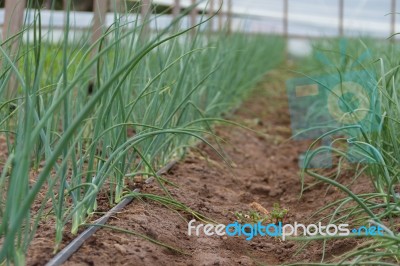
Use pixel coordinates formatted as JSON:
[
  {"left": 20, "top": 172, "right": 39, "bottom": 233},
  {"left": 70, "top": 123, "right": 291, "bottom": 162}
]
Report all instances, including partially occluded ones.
[{"left": 45, "top": 160, "right": 178, "bottom": 266}]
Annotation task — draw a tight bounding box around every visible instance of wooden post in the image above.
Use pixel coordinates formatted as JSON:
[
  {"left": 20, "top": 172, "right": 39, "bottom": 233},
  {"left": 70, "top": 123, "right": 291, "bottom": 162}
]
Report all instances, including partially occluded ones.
[
  {"left": 3, "top": 0, "right": 25, "bottom": 41},
  {"left": 173, "top": 0, "right": 180, "bottom": 19},
  {"left": 63, "top": 0, "right": 68, "bottom": 27},
  {"left": 190, "top": 0, "right": 197, "bottom": 38},
  {"left": 218, "top": 0, "right": 223, "bottom": 31},
  {"left": 2, "top": 0, "right": 26, "bottom": 100},
  {"left": 44, "top": 0, "right": 52, "bottom": 9},
  {"left": 141, "top": 0, "right": 152, "bottom": 33},
  {"left": 283, "top": 0, "right": 288, "bottom": 61},
  {"left": 113, "top": 0, "right": 125, "bottom": 13},
  {"left": 339, "top": 0, "right": 344, "bottom": 36},
  {"left": 141, "top": 0, "right": 152, "bottom": 18},
  {"left": 391, "top": 0, "right": 396, "bottom": 40},
  {"left": 209, "top": 0, "right": 214, "bottom": 32},
  {"left": 227, "top": 0, "right": 232, "bottom": 34},
  {"left": 283, "top": 0, "right": 288, "bottom": 39},
  {"left": 92, "top": 0, "right": 108, "bottom": 46}
]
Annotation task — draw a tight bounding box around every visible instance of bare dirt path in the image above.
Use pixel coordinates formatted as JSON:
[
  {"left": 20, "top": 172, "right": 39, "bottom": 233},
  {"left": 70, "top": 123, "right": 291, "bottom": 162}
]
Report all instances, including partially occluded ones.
[{"left": 29, "top": 70, "right": 371, "bottom": 266}]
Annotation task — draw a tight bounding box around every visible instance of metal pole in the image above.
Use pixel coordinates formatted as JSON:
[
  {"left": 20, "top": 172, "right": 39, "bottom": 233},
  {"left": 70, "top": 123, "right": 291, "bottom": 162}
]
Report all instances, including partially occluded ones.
[
  {"left": 391, "top": 0, "right": 396, "bottom": 40},
  {"left": 339, "top": 0, "right": 344, "bottom": 36}
]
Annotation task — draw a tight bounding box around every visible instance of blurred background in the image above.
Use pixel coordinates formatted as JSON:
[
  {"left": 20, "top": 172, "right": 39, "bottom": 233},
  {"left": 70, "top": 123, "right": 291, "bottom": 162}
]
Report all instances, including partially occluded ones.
[{"left": 0, "top": 0, "right": 399, "bottom": 56}]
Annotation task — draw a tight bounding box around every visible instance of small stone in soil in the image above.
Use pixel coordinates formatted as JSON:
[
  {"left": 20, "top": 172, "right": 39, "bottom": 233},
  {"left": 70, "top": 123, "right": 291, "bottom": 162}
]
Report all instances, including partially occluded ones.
[
  {"left": 275, "top": 247, "right": 283, "bottom": 254},
  {"left": 114, "top": 244, "right": 126, "bottom": 254},
  {"left": 284, "top": 242, "right": 295, "bottom": 249},
  {"left": 269, "top": 187, "right": 283, "bottom": 197},
  {"left": 250, "top": 184, "right": 271, "bottom": 194},
  {"left": 146, "top": 228, "right": 158, "bottom": 240}
]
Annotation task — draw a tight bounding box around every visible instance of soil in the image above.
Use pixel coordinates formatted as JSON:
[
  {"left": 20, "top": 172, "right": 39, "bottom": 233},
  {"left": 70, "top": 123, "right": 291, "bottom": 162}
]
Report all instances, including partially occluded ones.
[{"left": 26, "top": 70, "right": 374, "bottom": 266}]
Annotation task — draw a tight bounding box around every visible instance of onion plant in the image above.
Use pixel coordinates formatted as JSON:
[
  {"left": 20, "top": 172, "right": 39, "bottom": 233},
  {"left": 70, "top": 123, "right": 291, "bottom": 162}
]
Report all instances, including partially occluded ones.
[
  {"left": 298, "top": 39, "right": 400, "bottom": 265},
  {"left": 0, "top": 0, "right": 283, "bottom": 264}
]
